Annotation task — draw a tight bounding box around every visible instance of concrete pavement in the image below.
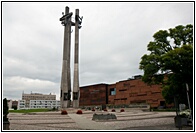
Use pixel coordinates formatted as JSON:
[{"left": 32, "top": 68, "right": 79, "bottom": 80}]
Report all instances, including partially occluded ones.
[
  {"left": 8, "top": 110, "right": 193, "bottom": 130},
  {"left": 68, "top": 114, "right": 113, "bottom": 130}
]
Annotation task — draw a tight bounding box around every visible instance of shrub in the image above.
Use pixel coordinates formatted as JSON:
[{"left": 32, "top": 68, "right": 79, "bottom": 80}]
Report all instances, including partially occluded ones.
[
  {"left": 120, "top": 109, "right": 125, "bottom": 112},
  {"left": 104, "top": 109, "right": 107, "bottom": 111},
  {"left": 52, "top": 107, "right": 56, "bottom": 111},
  {"left": 179, "top": 109, "right": 191, "bottom": 118},
  {"left": 12, "top": 106, "right": 17, "bottom": 110},
  {"left": 61, "top": 110, "right": 68, "bottom": 115},
  {"left": 13, "top": 106, "right": 17, "bottom": 110},
  {"left": 92, "top": 108, "right": 95, "bottom": 111},
  {"left": 111, "top": 109, "right": 116, "bottom": 112},
  {"left": 76, "top": 110, "right": 83, "bottom": 114}
]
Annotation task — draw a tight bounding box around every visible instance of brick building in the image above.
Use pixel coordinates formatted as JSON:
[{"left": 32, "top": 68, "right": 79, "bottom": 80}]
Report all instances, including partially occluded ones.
[
  {"left": 107, "top": 77, "right": 165, "bottom": 107},
  {"left": 79, "top": 76, "right": 166, "bottom": 108},
  {"left": 79, "top": 84, "right": 108, "bottom": 106}
]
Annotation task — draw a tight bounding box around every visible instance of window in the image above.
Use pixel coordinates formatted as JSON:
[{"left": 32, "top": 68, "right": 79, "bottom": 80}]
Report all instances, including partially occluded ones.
[
  {"left": 152, "top": 92, "right": 160, "bottom": 94},
  {"left": 119, "top": 89, "right": 127, "bottom": 91},
  {"left": 110, "top": 88, "right": 116, "bottom": 95},
  {"left": 137, "top": 93, "right": 147, "bottom": 96},
  {"left": 130, "top": 85, "right": 136, "bottom": 88},
  {"left": 121, "top": 98, "right": 127, "bottom": 100}
]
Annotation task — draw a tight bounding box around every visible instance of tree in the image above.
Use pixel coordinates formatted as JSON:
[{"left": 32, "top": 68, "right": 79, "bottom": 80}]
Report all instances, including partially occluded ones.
[
  {"left": 12, "top": 105, "right": 17, "bottom": 110},
  {"left": 139, "top": 24, "right": 193, "bottom": 108}
]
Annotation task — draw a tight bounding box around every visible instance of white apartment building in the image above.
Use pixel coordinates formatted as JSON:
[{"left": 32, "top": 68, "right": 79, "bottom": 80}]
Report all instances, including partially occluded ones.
[
  {"left": 22, "top": 92, "right": 56, "bottom": 108},
  {"left": 18, "top": 100, "right": 60, "bottom": 109},
  {"left": 29, "top": 100, "right": 60, "bottom": 109},
  {"left": 18, "top": 100, "right": 26, "bottom": 110}
]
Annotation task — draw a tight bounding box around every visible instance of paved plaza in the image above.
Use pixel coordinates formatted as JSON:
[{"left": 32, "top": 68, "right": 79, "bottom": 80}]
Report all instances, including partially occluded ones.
[{"left": 8, "top": 109, "right": 193, "bottom": 131}]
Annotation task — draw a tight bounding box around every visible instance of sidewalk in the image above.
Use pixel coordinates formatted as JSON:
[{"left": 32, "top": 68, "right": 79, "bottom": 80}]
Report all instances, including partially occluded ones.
[{"left": 68, "top": 114, "right": 113, "bottom": 130}]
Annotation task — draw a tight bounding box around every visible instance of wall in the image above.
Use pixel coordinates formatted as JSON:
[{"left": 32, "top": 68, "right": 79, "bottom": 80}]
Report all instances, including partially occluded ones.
[
  {"left": 18, "top": 100, "right": 26, "bottom": 109},
  {"left": 79, "top": 78, "right": 166, "bottom": 108},
  {"left": 29, "top": 100, "right": 60, "bottom": 109},
  {"left": 22, "top": 93, "right": 56, "bottom": 108},
  {"left": 79, "top": 84, "right": 108, "bottom": 106},
  {"left": 107, "top": 78, "right": 165, "bottom": 107},
  {"left": 7, "top": 100, "right": 12, "bottom": 110}
]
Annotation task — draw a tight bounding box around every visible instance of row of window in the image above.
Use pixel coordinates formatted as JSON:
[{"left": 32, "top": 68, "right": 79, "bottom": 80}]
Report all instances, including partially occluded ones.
[
  {"left": 30, "top": 103, "right": 59, "bottom": 105},
  {"left": 30, "top": 104, "right": 60, "bottom": 107},
  {"left": 22, "top": 96, "right": 55, "bottom": 98},
  {"left": 109, "top": 88, "right": 129, "bottom": 95},
  {"left": 30, "top": 106, "right": 60, "bottom": 108},
  {"left": 30, "top": 101, "right": 60, "bottom": 103}
]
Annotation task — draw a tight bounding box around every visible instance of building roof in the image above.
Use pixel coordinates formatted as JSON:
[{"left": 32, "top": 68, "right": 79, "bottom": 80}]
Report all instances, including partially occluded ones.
[{"left": 80, "top": 83, "right": 107, "bottom": 88}]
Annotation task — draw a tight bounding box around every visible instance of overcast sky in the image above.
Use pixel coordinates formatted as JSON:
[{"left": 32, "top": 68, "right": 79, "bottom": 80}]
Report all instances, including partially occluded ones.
[{"left": 2, "top": 2, "right": 193, "bottom": 100}]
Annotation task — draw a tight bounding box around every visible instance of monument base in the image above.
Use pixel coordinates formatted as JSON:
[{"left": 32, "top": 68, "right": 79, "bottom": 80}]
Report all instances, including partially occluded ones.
[
  {"left": 73, "top": 100, "right": 79, "bottom": 108},
  {"left": 92, "top": 113, "right": 117, "bottom": 121},
  {"left": 61, "top": 100, "right": 71, "bottom": 109}
]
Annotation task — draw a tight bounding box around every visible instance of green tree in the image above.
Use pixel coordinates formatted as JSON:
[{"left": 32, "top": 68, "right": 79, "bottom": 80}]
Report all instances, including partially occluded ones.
[
  {"left": 12, "top": 105, "right": 17, "bottom": 110},
  {"left": 139, "top": 24, "right": 193, "bottom": 108}
]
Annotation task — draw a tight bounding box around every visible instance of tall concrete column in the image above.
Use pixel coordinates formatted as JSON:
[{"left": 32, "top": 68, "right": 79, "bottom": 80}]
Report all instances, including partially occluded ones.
[
  {"left": 67, "top": 8, "right": 72, "bottom": 107},
  {"left": 73, "top": 9, "right": 80, "bottom": 108},
  {"left": 60, "top": 6, "right": 72, "bottom": 109}
]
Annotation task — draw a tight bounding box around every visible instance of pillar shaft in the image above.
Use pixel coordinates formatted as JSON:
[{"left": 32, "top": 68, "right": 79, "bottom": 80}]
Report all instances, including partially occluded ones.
[
  {"left": 60, "top": 6, "right": 71, "bottom": 109},
  {"left": 67, "top": 7, "right": 72, "bottom": 107},
  {"left": 73, "top": 9, "right": 80, "bottom": 108}
]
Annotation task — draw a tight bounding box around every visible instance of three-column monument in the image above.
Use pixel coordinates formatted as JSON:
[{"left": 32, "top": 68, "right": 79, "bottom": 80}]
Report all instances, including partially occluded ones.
[{"left": 59, "top": 6, "right": 82, "bottom": 109}]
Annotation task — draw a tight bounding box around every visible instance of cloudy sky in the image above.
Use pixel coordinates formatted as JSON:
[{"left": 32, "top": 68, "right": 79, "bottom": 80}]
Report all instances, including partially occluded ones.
[{"left": 2, "top": 2, "right": 193, "bottom": 100}]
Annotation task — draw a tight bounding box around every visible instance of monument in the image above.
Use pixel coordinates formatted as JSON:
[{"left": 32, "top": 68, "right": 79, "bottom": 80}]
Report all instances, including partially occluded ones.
[{"left": 59, "top": 6, "right": 82, "bottom": 109}]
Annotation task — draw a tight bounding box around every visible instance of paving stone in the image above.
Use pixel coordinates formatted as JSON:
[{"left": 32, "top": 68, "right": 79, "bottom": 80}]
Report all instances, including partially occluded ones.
[
  {"left": 68, "top": 114, "right": 113, "bottom": 130},
  {"left": 7, "top": 110, "right": 193, "bottom": 131}
]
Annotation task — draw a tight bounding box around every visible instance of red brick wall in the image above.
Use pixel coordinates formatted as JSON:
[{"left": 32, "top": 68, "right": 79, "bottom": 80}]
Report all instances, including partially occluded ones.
[
  {"left": 80, "top": 78, "right": 166, "bottom": 108},
  {"left": 79, "top": 84, "right": 107, "bottom": 106},
  {"left": 107, "top": 79, "right": 165, "bottom": 107}
]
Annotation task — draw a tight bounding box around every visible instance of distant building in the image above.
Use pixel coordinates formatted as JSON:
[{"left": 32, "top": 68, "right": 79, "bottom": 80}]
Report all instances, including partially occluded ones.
[
  {"left": 22, "top": 92, "right": 56, "bottom": 108},
  {"left": 7, "top": 100, "right": 18, "bottom": 110},
  {"left": 7, "top": 100, "right": 13, "bottom": 110},
  {"left": 79, "top": 75, "right": 167, "bottom": 108},
  {"left": 12, "top": 100, "right": 18, "bottom": 109},
  {"left": 18, "top": 100, "right": 26, "bottom": 110},
  {"left": 29, "top": 100, "right": 60, "bottom": 109},
  {"left": 18, "top": 100, "right": 60, "bottom": 109}
]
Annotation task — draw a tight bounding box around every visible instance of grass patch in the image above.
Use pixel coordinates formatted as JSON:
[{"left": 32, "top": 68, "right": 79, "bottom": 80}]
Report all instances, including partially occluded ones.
[{"left": 9, "top": 108, "right": 49, "bottom": 113}]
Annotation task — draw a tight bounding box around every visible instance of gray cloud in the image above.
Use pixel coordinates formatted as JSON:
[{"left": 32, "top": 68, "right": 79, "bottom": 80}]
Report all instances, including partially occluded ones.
[
  {"left": 2, "top": 2, "right": 193, "bottom": 100},
  {"left": 3, "top": 76, "right": 59, "bottom": 100}
]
